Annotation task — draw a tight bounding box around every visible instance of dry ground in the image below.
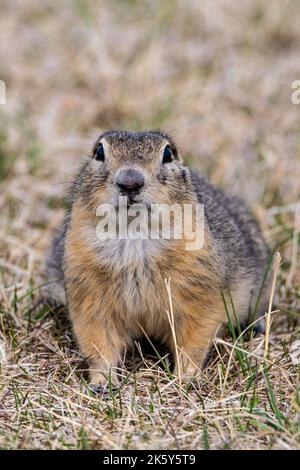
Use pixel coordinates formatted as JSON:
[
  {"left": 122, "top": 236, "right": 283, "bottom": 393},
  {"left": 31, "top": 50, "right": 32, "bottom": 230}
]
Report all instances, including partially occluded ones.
[{"left": 0, "top": 0, "right": 299, "bottom": 450}]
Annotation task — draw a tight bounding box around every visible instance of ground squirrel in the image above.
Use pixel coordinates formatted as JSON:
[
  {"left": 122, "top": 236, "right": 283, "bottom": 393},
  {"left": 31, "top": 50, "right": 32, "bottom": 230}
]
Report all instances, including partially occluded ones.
[{"left": 46, "top": 130, "right": 270, "bottom": 387}]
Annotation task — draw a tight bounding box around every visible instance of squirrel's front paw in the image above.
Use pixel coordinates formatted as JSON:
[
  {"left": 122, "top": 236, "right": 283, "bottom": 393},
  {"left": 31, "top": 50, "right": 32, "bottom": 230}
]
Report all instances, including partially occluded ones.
[
  {"left": 88, "top": 368, "right": 120, "bottom": 398},
  {"left": 87, "top": 383, "right": 119, "bottom": 398},
  {"left": 174, "top": 362, "right": 201, "bottom": 382}
]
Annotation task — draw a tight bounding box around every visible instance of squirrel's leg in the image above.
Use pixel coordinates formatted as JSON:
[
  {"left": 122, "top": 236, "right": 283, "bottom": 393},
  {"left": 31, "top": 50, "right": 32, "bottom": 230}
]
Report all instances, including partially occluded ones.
[
  {"left": 64, "top": 221, "right": 127, "bottom": 388},
  {"left": 172, "top": 302, "right": 224, "bottom": 379},
  {"left": 69, "top": 303, "right": 125, "bottom": 386}
]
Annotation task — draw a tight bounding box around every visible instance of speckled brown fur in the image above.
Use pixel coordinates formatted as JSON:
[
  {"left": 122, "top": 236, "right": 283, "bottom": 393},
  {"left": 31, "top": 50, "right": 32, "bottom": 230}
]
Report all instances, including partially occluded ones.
[{"left": 46, "top": 130, "right": 270, "bottom": 385}]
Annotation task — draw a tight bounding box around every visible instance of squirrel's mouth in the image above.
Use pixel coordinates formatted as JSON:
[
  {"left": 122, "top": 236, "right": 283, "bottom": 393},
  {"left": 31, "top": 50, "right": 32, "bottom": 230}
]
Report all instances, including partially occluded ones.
[
  {"left": 124, "top": 192, "right": 142, "bottom": 206},
  {"left": 113, "top": 195, "right": 151, "bottom": 210},
  {"left": 112, "top": 192, "right": 146, "bottom": 208}
]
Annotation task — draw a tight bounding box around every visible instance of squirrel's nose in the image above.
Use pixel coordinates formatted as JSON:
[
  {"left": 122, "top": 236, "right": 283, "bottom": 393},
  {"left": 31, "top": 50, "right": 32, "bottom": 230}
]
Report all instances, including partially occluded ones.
[{"left": 116, "top": 169, "right": 145, "bottom": 192}]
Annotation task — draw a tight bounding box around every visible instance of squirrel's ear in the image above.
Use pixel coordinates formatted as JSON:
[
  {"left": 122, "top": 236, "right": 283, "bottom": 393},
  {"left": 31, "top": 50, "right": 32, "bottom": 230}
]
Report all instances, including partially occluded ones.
[
  {"left": 92, "top": 140, "right": 99, "bottom": 156},
  {"left": 177, "top": 152, "right": 184, "bottom": 163}
]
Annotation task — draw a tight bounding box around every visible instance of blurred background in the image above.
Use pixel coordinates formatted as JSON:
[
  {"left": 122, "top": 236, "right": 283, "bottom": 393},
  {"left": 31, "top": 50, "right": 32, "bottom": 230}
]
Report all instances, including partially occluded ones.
[{"left": 0, "top": 0, "right": 299, "bottom": 284}]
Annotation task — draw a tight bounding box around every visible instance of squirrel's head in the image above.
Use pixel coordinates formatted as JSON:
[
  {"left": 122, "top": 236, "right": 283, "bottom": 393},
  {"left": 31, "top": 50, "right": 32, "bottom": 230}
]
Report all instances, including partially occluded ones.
[{"left": 72, "top": 130, "right": 194, "bottom": 210}]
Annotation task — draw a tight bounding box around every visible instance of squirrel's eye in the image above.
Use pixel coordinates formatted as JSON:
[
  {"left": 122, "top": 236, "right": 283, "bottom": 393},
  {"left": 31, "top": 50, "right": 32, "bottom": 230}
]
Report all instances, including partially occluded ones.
[
  {"left": 162, "top": 145, "right": 173, "bottom": 164},
  {"left": 95, "top": 143, "right": 105, "bottom": 162}
]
